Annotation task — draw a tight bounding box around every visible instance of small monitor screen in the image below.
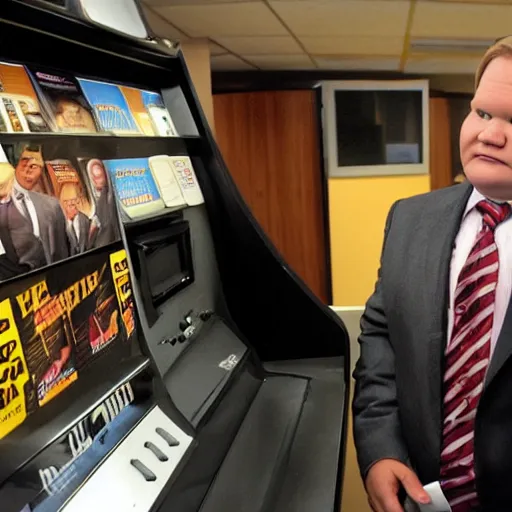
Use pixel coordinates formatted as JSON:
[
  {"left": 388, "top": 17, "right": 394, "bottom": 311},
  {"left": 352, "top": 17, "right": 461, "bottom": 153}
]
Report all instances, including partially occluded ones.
[
  {"left": 334, "top": 89, "right": 423, "bottom": 168},
  {"left": 130, "top": 220, "right": 194, "bottom": 326},
  {"left": 147, "top": 241, "right": 184, "bottom": 299},
  {"left": 335, "top": 90, "right": 423, "bottom": 167}
]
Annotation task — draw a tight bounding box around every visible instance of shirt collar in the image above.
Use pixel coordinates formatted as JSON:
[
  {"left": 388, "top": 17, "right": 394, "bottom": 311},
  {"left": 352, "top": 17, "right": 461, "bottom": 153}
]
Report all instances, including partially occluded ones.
[
  {"left": 13, "top": 180, "right": 29, "bottom": 199},
  {"left": 463, "top": 187, "right": 485, "bottom": 219},
  {"left": 463, "top": 187, "right": 512, "bottom": 219}
]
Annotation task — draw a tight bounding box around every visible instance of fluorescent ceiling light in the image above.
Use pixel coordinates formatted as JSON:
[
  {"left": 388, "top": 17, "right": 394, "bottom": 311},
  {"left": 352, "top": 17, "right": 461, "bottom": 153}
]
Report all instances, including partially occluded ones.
[{"left": 410, "top": 38, "right": 493, "bottom": 53}]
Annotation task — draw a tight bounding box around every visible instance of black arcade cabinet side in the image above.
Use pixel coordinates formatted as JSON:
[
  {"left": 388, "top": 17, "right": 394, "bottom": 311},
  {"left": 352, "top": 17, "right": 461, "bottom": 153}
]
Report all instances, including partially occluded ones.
[{"left": 0, "top": 1, "right": 350, "bottom": 511}]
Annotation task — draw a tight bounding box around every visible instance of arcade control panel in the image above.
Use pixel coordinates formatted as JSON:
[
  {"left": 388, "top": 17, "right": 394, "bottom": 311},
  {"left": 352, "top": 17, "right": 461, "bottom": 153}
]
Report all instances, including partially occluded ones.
[{"left": 62, "top": 407, "right": 193, "bottom": 511}]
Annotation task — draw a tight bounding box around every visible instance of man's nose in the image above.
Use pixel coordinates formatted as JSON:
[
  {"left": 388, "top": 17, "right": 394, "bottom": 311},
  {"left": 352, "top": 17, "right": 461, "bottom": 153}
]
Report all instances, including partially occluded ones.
[{"left": 478, "top": 119, "right": 507, "bottom": 147}]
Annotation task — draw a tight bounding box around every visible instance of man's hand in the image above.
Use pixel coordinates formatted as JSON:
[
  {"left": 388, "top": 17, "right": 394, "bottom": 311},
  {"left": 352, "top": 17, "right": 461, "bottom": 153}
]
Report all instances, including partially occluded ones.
[{"left": 365, "top": 459, "right": 431, "bottom": 512}]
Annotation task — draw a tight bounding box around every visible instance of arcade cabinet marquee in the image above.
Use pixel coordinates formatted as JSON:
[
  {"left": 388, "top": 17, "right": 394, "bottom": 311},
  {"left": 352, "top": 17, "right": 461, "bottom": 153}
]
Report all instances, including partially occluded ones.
[{"left": 0, "top": 1, "right": 350, "bottom": 511}]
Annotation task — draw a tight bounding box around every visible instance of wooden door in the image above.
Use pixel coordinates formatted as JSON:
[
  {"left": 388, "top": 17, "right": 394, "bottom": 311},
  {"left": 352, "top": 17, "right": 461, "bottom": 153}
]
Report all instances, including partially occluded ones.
[
  {"left": 213, "top": 90, "right": 329, "bottom": 303},
  {"left": 429, "top": 97, "right": 453, "bottom": 190}
]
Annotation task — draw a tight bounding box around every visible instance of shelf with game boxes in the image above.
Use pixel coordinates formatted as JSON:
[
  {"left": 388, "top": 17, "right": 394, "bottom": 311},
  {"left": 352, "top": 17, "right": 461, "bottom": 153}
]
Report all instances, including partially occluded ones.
[
  {"left": 0, "top": 133, "right": 205, "bottom": 256},
  {"left": 0, "top": 61, "right": 197, "bottom": 139}
]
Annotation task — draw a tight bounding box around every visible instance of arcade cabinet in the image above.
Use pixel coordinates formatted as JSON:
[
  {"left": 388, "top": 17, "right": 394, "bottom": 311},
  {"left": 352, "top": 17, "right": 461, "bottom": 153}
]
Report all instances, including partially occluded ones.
[{"left": 0, "top": 1, "right": 350, "bottom": 511}]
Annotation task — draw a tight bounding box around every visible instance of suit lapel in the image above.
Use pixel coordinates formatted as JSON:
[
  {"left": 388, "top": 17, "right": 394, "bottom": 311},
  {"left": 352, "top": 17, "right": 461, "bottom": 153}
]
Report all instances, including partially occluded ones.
[
  {"left": 485, "top": 259, "right": 512, "bottom": 387},
  {"left": 418, "top": 182, "right": 472, "bottom": 474},
  {"left": 424, "top": 182, "right": 473, "bottom": 339}
]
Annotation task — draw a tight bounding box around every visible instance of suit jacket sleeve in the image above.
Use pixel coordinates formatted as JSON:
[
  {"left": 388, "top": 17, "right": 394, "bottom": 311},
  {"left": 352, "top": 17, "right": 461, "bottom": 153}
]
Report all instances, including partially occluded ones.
[
  {"left": 52, "top": 201, "right": 70, "bottom": 262},
  {"left": 352, "top": 200, "right": 409, "bottom": 478}
]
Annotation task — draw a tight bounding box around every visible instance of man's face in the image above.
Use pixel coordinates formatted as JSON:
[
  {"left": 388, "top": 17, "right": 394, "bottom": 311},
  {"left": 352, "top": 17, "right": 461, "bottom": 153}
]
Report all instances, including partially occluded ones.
[
  {"left": 460, "top": 55, "right": 512, "bottom": 200},
  {"left": 59, "top": 100, "right": 85, "bottom": 128},
  {"left": 60, "top": 185, "right": 79, "bottom": 220},
  {"left": 15, "top": 152, "right": 42, "bottom": 190}
]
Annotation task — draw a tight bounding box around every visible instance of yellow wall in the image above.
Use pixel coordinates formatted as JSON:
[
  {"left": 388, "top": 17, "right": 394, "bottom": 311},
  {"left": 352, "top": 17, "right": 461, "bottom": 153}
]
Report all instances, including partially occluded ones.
[
  {"left": 331, "top": 175, "right": 431, "bottom": 512},
  {"left": 329, "top": 174, "right": 431, "bottom": 306}
]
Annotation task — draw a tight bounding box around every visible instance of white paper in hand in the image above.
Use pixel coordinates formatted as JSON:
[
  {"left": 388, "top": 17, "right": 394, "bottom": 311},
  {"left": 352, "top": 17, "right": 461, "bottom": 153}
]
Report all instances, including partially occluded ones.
[{"left": 418, "top": 482, "right": 452, "bottom": 512}]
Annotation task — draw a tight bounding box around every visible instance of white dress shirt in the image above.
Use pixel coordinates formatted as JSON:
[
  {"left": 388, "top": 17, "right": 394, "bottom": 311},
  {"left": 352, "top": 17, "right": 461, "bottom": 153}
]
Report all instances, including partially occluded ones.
[
  {"left": 448, "top": 188, "right": 512, "bottom": 357},
  {"left": 12, "top": 180, "right": 40, "bottom": 238}
]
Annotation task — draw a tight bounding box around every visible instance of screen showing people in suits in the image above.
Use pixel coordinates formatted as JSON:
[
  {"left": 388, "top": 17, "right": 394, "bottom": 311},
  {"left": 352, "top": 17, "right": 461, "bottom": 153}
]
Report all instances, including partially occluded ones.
[{"left": 0, "top": 142, "right": 122, "bottom": 282}]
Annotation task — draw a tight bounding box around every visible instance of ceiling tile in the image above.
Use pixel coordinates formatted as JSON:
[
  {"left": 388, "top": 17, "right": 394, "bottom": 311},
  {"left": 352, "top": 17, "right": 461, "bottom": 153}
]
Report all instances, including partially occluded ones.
[
  {"left": 302, "top": 36, "right": 404, "bottom": 56},
  {"left": 244, "top": 54, "right": 315, "bottom": 69},
  {"left": 412, "top": 2, "right": 512, "bottom": 39},
  {"left": 211, "top": 54, "right": 256, "bottom": 71},
  {"left": 214, "top": 36, "right": 302, "bottom": 55},
  {"left": 314, "top": 56, "right": 400, "bottom": 71},
  {"left": 141, "top": 4, "right": 186, "bottom": 40},
  {"left": 209, "top": 41, "right": 228, "bottom": 56},
  {"left": 404, "top": 55, "right": 481, "bottom": 74},
  {"left": 154, "top": 3, "right": 288, "bottom": 37},
  {"left": 269, "top": 0, "right": 410, "bottom": 37}
]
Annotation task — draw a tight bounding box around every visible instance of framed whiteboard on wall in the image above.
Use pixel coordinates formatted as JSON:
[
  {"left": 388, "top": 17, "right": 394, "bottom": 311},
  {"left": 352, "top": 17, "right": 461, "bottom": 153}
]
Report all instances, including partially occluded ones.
[{"left": 321, "top": 79, "right": 430, "bottom": 178}]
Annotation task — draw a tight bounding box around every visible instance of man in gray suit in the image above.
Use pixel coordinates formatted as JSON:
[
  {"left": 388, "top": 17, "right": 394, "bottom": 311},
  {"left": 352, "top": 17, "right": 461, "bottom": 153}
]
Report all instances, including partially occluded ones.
[
  {"left": 13, "top": 149, "right": 69, "bottom": 265},
  {"left": 0, "top": 162, "right": 46, "bottom": 276},
  {"left": 353, "top": 38, "right": 512, "bottom": 512},
  {"left": 59, "top": 182, "right": 97, "bottom": 255},
  {"left": 24, "top": 188, "right": 69, "bottom": 264}
]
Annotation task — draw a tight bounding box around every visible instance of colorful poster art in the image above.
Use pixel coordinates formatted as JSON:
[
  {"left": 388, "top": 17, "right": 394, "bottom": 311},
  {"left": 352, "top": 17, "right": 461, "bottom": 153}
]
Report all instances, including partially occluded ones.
[
  {"left": 0, "top": 143, "right": 122, "bottom": 282},
  {"left": 110, "top": 250, "right": 135, "bottom": 338},
  {"left": 0, "top": 62, "right": 50, "bottom": 133},
  {"left": 0, "top": 298, "right": 30, "bottom": 439},
  {"left": 0, "top": 248, "right": 135, "bottom": 440},
  {"left": 120, "top": 86, "right": 177, "bottom": 137},
  {"left": 46, "top": 159, "right": 94, "bottom": 218},
  {"left": 119, "top": 85, "right": 156, "bottom": 136},
  {"left": 141, "top": 90, "right": 178, "bottom": 137},
  {"left": 78, "top": 79, "right": 140, "bottom": 135},
  {"left": 26, "top": 67, "right": 98, "bottom": 133},
  {"left": 103, "top": 157, "right": 165, "bottom": 219}
]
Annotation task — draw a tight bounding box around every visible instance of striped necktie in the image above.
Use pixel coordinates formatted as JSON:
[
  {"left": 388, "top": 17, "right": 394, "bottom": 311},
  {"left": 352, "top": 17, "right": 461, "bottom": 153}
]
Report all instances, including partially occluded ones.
[{"left": 440, "top": 199, "right": 511, "bottom": 511}]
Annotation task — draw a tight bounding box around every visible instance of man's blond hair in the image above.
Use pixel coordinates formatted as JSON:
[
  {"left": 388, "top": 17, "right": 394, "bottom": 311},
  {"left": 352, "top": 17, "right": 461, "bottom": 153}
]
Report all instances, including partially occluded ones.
[{"left": 475, "top": 36, "right": 512, "bottom": 89}]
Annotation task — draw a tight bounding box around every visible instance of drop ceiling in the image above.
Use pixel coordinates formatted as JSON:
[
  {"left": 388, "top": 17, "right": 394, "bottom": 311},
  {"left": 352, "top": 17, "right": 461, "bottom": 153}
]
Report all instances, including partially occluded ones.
[{"left": 141, "top": 0, "right": 512, "bottom": 73}]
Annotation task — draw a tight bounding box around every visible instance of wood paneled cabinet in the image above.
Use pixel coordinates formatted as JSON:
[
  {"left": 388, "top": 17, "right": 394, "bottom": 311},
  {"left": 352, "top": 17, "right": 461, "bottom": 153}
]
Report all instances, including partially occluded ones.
[
  {"left": 429, "top": 97, "right": 454, "bottom": 190},
  {"left": 213, "top": 90, "right": 330, "bottom": 304}
]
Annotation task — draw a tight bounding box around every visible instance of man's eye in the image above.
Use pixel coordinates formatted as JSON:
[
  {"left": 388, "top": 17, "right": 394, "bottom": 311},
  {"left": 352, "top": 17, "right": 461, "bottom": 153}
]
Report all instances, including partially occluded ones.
[{"left": 477, "top": 109, "right": 492, "bottom": 120}]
